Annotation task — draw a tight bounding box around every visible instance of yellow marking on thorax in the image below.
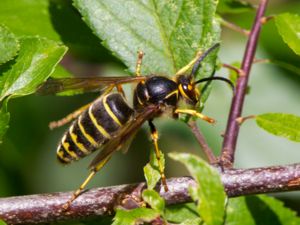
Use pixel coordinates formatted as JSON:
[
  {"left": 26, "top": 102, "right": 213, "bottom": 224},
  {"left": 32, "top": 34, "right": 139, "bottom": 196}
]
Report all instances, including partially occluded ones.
[
  {"left": 69, "top": 125, "right": 89, "bottom": 155},
  {"left": 88, "top": 106, "right": 111, "bottom": 138},
  {"left": 165, "top": 90, "right": 178, "bottom": 99},
  {"left": 103, "top": 95, "right": 122, "bottom": 126},
  {"left": 178, "top": 84, "right": 191, "bottom": 100},
  {"left": 78, "top": 116, "right": 98, "bottom": 146}
]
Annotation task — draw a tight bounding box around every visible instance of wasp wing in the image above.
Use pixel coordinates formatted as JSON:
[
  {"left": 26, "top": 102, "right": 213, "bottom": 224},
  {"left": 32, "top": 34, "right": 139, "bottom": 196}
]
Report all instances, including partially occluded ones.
[
  {"left": 37, "top": 76, "right": 147, "bottom": 95},
  {"left": 88, "top": 105, "right": 161, "bottom": 171}
]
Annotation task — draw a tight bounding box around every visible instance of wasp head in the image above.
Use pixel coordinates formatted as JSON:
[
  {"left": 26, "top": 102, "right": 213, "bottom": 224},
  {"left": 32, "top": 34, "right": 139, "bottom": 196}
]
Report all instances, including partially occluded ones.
[{"left": 177, "top": 75, "right": 200, "bottom": 105}]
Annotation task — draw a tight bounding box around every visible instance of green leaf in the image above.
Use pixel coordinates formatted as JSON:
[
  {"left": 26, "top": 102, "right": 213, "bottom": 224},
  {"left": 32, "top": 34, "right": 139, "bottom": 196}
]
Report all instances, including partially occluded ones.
[
  {"left": 227, "top": 61, "right": 241, "bottom": 86},
  {"left": 165, "top": 203, "right": 200, "bottom": 224},
  {"left": 0, "top": 99, "right": 10, "bottom": 143},
  {"left": 275, "top": 13, "right": 300, "bottom": 56},
  {"left": 112, "top": 208, "right": 159, "bottom": 225},
  {"left": 180, "top": 218, "right": 202, "bottom": 225},
  {"left": 169, "top": 153, "right": 226, "bottom": 225},
  {"left": 0, "top": 0, "right": 59, "bottom": 40},
  {"left": 265, "top": 59, "right": 300, "bottom": 77},
  {"left": 218, "top": 0, "right": 254, "bottom": 14},
  {"left": 0, "top": 220, "right": 7, "bottom": 225},
  {"left": 256, "top": 113, "right": 300, "bottom": 142},
  {"left": 0, "top": 37, "right": 67, "bottom": 101},
  {"left": 142, "top": 189, "right": 165, "bottom": 214},
  {"left": 0, "top": 36, "right": 67, "bottom": 141},
  {"left": 0, "top": 0, "right": 107, "bottom": 59},
  {"left": 143, "top": 149, "right": 165, "bottom": 190},
  {"left": 74, "top": 0, "right": 220, "bottom": 77},
  {"left": 0, "top": 25, "right": 19, "bottom": 65},
  {"left": 226, "top": 195, "right": 300, "bottom": 225}
]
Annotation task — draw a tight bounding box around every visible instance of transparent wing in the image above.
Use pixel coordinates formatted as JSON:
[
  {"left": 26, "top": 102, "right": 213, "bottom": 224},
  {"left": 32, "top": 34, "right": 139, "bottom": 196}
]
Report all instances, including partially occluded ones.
[
  {"left": 89, "top": 105, "right": 161, "bottom": 170},
  {"left": 37, "top": 76, "right": 147, "bottom": 95}
]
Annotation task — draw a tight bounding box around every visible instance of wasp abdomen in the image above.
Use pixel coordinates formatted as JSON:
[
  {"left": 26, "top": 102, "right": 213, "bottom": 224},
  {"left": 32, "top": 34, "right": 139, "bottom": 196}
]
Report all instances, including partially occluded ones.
[{"left": 57, "top": 93, "right": 134, "bottom": 164}]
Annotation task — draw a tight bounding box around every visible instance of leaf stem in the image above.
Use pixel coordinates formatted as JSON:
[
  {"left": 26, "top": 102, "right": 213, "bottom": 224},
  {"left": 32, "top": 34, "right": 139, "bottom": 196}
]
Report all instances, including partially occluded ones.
[
  {"left": 222, "top": 63, "right": 245, "bottom": 76},
  {"left": 220, "top": 18, "right": 250, "bottom": 36},
  {"left": 220, "top": 0, "right": 269, "bottom": 168},
  {"left": 188, "top": 120, "right": 217, "bottom": 164}
]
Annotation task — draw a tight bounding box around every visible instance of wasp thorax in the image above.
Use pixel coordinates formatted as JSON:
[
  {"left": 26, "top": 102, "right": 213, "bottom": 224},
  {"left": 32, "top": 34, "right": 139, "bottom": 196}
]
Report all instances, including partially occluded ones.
[{"left": 133, "top": 76, "right": 178, "bottom": 109}]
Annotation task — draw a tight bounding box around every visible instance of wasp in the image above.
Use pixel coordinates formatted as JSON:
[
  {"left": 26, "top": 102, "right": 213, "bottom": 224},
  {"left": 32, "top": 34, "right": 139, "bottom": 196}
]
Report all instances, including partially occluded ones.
[{"left": 38, "top": 43, "right": 233, "bottom": 209}]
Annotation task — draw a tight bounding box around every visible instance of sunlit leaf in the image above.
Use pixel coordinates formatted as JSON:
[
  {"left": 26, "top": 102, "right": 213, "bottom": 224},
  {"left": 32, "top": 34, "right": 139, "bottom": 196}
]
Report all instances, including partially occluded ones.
[
  {"left": 143, "top": 149, "right": 165, "bottom": 190},
  {"left": 0, "top": 25, "right": 19, "bottom": 65},
  {"left": 0, "top": 37, "right": 67, "bottom": 101},
  {"left": 165, "top": 203, "right": 200, "bottom": 224},
  {"left": 74, "top": 0, "right": 220, "bottom": 79},
  {"left": 0, "top": 220, "right": 7, "bottom": 225},
  {"left": 0, "top": 0, "right": 106, "bottom": 59},
  {"left": 180, "top": 218, "right": 202, "bottom": 225},
  {"left": 256, "top": 113, "right": 300, "bottom": 142},
  {"left": 169, "top": 153, "right": 226, "bottom": 225},
  {"left": 142, "top": 189, "right": 165, "bottom": 214},
  {"left": 0, "top": 36, "right": 67, "bottom": 141},
  {"left": 226, "top": 195, "right": 300, "bottom": 225},
  {"left": 275, "top": 13, "right": 300, "bottom": 56},
  {"left": 112, "top": 208, "right": 159, "bottom": 225}
]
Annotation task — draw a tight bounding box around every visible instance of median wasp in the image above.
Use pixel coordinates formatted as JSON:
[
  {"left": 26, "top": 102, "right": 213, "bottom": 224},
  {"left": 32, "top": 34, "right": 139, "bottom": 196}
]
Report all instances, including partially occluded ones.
[{"left": 38, "top": 43, "right": 233, "bottom": 209}]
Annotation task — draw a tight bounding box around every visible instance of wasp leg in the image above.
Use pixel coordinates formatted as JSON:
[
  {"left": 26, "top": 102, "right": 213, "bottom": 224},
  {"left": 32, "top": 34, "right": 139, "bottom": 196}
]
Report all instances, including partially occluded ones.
[
  {"left": 49, "top": 103, "right": 92, "bottom": 130},
  {"left": 62, "top": 154, "right": 112, "bottom": 211},
  {"left": 49, "top": 85, "right": 116, "bottom": 130},
  {"left": 116, "top": 84, "right": 126, "bottom": 98},
  {"left": 135, "top": 50, "right": 144, "bottom": 76},
  {"left": 175, "top": 51, "right": 202, "bottom": 76},
  {"left": 175, "top": 109, "right": 215, "bottom": 124},
  {"left": 148, "top": 120, "right": 168, "bottom": 192}
]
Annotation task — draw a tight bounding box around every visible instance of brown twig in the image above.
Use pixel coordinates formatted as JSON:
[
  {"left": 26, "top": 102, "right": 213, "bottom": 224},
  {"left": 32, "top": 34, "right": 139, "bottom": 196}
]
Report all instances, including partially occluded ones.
[
  {"left": 236, "top": 115, "right": 256, "bottom": 125},
  {"left": 1, "top": 163, "right": 300, "bottom": 224},
  {"left": 222, "top": 63, "right": 245, "bottom": 76},
  {"left": 220, "top": 18, "right": 250, "bottom": 36},
  {"left": 221, "top": 0, "right": 269, "bottom": 168},
  {"left": 188, "top": 120, "right": 217, "bottom": 163}
]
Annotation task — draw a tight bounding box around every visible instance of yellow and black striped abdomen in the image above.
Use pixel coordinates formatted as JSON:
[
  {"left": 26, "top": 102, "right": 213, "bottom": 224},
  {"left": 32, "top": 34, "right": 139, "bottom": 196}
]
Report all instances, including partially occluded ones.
[{"left": 57, "top": 93, "right": 134, "bottom": 164}]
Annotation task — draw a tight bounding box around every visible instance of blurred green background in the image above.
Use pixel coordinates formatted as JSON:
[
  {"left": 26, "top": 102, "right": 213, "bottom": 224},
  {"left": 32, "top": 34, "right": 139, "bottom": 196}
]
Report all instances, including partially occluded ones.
[{"left": 0, "top": 0, "right": 299, "bottom": 215}]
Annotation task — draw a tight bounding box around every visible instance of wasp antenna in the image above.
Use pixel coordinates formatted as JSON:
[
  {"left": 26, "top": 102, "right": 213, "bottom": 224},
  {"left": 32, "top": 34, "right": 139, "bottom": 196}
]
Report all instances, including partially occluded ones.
[
  {"left": 189, "top": 43, "right": 220, "bottom": 79},
  {"left": 195, "top": 76, "right": 235, "bottom": 93}
]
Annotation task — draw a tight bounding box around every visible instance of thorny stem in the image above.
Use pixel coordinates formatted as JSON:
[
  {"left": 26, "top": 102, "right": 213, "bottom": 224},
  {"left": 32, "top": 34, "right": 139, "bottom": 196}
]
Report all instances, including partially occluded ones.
[
  {"left": 188, "top": 120, "right": 217, "bottom": 163},
  {"left": 1, "top": 163, "right": 300, "bottom": 224},
  {"left": 221, "top": 0, "right": 269, "bottom": 168}
]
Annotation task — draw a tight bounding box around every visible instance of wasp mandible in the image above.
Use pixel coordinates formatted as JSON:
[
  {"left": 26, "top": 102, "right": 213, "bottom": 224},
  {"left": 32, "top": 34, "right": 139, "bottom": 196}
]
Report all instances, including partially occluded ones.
[{"left": 38, "top": 43, "right": 233, "bottom": 210}]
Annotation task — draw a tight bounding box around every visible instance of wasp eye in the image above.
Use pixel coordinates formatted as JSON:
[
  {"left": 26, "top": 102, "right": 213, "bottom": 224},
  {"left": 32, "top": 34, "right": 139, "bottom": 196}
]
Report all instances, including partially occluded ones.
[{"left": 183, "top": 84, "right": 188, "bottom": 90}]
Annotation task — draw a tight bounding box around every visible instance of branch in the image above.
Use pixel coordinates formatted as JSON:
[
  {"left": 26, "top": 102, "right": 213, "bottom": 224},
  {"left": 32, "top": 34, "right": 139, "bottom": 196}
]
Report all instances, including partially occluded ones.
[
  {"left": 188, "top": 120, "right": 217, "bottom": 163},
  {"left": 1, "top": 163, "right": 300, "bottom": 224},
  {"left": 221, "top": 0, "right": 269, "bottom": 168},
  {"left": 220, "top": 18, "right": 250, "bottom": 36}
]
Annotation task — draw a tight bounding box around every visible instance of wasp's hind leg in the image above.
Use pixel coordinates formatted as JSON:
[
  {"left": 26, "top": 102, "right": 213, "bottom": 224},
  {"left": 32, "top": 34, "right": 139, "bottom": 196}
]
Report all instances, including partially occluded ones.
[
  {"left": 62, "top": 154, "right": 112, "bottom": 211},
  {"left": 148, "top": 120, "right": 168, "bottom": 192},
  {"left": 49, "top": 103, "right": 92, "bottom": 130},
  {"left": 49, "top": 85, "right": 117, "bottom": 130},
  {"left": 175, "top": 109, "right": 215, "bottom": 124}
]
